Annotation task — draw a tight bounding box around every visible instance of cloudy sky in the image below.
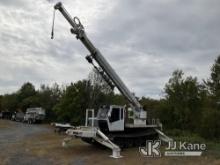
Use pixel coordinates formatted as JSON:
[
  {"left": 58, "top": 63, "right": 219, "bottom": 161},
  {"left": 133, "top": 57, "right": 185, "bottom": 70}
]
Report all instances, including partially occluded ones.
[{"left": 0, "top": 0, "right": 219, "bottom": 99}]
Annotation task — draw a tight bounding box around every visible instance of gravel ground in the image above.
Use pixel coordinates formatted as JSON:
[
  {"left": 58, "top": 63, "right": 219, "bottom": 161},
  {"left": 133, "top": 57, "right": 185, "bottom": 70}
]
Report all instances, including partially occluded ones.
[
  {"left": 0, "top": 119, "right": 219, "bottom": 165},
  {"left": 0, "top": 120, "right": 53, "bottom": 165}
]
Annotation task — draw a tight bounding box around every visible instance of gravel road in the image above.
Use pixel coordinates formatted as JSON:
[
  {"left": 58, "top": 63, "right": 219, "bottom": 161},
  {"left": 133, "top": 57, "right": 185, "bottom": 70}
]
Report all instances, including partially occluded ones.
[{"left": 0, "top": 120, "right": 53, "bottom": 165}]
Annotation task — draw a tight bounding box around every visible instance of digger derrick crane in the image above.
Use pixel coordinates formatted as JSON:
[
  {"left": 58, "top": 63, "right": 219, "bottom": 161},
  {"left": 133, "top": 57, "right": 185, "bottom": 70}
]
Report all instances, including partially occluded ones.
[{"left": 52, "top": 2, "right": 172, "bottom": 158}]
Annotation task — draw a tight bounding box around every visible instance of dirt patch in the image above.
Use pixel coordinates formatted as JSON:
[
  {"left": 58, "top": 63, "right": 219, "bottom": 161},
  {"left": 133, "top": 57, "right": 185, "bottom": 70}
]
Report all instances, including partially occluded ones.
[{"left": 0, "top": 119, "right": 14, "bottom": 129}]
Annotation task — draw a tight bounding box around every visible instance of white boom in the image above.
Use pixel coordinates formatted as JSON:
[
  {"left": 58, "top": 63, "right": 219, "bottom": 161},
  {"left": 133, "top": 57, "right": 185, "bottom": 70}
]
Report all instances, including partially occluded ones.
[{"left": 54, "top": 2, "right": 144, "bottom": 117}]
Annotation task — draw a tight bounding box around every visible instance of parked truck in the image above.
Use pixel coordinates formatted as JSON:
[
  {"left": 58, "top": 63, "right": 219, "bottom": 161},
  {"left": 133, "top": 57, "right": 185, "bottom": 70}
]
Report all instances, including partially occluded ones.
[
  {"left": 11, "top": 111, "right": 25, "bottom": 122},
  {"left": 23, "top": 107, "right": 45, "bottom": 124}
]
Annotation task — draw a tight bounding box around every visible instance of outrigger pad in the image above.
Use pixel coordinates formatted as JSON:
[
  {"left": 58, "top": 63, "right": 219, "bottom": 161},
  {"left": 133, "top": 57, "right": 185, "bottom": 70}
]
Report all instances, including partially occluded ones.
[{"left": 110, "top": 149, "right": 123, "bottom": 159}]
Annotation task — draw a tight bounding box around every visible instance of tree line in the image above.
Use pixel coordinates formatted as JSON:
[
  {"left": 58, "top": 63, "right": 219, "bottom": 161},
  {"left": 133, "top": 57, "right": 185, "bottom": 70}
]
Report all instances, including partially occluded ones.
[{"left": 0, "top": 56, "right": 219, "bottom": 140}]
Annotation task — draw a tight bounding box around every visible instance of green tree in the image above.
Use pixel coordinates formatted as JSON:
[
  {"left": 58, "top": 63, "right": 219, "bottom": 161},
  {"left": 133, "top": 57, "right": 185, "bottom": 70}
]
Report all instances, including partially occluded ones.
[
  {"left": 38, "top": 83, "right": 63, "bottom": 121},
  {"left": 139, "top": 97, "right": 161, "bottom": 119},
  {"left": 1, "top": 93, "right": 19, "bottom": 112},
  {"left": 163, "top": 70, "right": 203, "bottom": 131},
  {"left": 111, "top": 94, "right": 127, "bottom": 105},
  {"left": 17, "top": 82, "right": 37, "bottom": 110},
  {"left": 18, "top": 95, "right": 40, "bottom": 112},
  {"left": 17, "top": 82, "right": 36, "bottom": 100},
  {"left": 200, "top": 55, "right": 220, "bottom": 139},
  {"left": 53, "top": 80, "right": 92, "bottom": 125},
  {"left": 200, "top": 108, "right": 220, "bottom": 139},
  {"left": 204, "top": 55, "right": 220, "bottom": 106}
]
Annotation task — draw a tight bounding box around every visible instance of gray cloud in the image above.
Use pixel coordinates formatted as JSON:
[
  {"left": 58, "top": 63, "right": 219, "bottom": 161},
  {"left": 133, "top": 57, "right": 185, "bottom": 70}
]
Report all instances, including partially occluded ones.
[{"left": 0, "top": 0, "right": 219, "bottom": 99}]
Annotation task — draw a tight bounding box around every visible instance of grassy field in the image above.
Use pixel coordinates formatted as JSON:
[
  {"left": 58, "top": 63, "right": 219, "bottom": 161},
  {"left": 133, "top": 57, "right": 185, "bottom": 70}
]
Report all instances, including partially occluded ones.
[{"left": 164, "top": 129, "right": 220, "bottom": 160}]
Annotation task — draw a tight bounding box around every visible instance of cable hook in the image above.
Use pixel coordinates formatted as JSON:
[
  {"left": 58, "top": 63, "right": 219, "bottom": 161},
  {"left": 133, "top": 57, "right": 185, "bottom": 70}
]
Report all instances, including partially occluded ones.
[{"left": 51, "top": 9, "right": 56, "bottom": 39}]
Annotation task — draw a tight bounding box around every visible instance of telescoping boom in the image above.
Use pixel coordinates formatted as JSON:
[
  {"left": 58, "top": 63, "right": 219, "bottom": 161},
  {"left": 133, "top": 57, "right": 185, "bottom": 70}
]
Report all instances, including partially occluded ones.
[{"left": 53, "top": 2, "right": 143, "bottom": 115}]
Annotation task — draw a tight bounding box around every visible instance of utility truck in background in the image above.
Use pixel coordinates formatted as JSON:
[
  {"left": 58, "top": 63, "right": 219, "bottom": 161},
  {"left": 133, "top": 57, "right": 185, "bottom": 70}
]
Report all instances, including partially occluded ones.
[
  {"left": 23, "top": 107, "right": 45, "bottom": 124},
  {"left": 52, "top": 2, "right": 172, "bottom": 158}
]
